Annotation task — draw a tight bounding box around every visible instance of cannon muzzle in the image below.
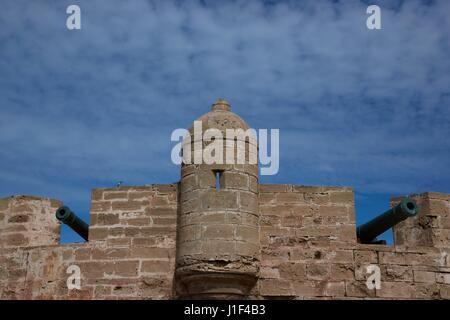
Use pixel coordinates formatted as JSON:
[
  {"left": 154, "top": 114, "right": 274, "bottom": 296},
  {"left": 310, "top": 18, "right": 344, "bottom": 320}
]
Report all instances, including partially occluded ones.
[
  {"left": 55, "top": 206, "right": 89, "bottom": 241},
  {"left": 357, "top": 198, "right": 419, "bottom": 244}
]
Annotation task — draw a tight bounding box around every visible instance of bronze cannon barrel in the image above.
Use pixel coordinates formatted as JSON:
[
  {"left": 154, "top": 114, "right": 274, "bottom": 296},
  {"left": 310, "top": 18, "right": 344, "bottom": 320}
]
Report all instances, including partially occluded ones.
[
  {"left": 55, "top": 206, "right": 89, "bottom": 241},
  {"left": 357, "top": 198, "right": 419, "bottom": 244}
]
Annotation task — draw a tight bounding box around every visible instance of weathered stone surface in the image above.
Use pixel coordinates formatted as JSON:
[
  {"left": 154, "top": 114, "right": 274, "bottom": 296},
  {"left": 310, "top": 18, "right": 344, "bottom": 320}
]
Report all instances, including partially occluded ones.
[
  {"left": 0, "top": 196, "right": 60, "bottom": 248},
  {"left": 259, "top": 279, "right": 293, "bottom": 296}
]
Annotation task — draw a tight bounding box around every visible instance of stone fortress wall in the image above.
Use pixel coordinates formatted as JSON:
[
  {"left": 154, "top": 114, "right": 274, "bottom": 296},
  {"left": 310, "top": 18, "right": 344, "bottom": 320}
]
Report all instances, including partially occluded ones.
[{"left": 1, "top": 100, "right": 449, "bottom": 299}]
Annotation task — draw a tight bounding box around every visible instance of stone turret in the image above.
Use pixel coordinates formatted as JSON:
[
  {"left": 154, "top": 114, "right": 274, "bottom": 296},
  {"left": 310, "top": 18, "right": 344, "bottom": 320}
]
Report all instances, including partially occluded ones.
[{"left": 176, "top": 99, "right": 260, "bottom": 299}]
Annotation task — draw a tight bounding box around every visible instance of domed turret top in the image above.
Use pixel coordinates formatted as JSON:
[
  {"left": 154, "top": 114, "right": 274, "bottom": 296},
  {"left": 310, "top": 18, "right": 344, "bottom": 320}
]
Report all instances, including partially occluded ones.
[
  {"left": 211, "top": 98, "right": 231, "bottom": 112},
  {"left": 188, "top": 98, "right": 250, "bottom": 135}
]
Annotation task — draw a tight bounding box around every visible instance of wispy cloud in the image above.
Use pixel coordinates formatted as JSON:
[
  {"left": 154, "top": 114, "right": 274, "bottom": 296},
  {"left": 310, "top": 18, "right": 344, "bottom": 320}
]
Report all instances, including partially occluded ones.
[{"left": 0, "top": 0, "right": 449, "bottom": 215}]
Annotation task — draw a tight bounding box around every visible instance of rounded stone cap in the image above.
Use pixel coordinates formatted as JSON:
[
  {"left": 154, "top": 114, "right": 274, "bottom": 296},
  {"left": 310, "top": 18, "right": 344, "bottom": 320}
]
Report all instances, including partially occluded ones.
[
  {"left": 188, "top": 99, "right": 250, "bottom": 135},
  {"left": 211, "top": 98, "right": 231, "bottom": 112}
]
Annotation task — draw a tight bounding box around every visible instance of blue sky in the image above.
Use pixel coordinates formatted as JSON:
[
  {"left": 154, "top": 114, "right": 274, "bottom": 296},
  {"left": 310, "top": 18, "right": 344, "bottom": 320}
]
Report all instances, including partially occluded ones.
[{"left": 0, "top": 0, "right": 449, "bottom": 243}]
